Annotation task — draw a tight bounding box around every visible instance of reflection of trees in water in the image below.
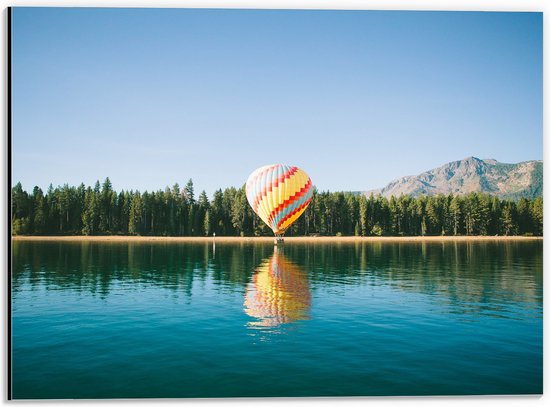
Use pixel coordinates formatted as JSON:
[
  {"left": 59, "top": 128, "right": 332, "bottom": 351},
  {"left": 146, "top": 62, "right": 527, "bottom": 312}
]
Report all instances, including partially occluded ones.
[
  {"left": 12, "top": 241, "right": 542, "bottom": 311},
  {"left": 285, "top": 241, "right": 543, "bottom": 313},
  {"left": 11, "top": 242, "right": 273, "bottom": 298},
  {"left": 244, "top": 248, "right": 310, "bottom": 327}
]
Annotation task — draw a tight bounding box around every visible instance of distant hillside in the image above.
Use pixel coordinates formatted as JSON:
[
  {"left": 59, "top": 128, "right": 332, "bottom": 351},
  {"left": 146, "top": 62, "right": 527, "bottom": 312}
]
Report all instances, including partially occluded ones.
[{"left": 365, "top": 157, "right": 543, "bottom": 200}]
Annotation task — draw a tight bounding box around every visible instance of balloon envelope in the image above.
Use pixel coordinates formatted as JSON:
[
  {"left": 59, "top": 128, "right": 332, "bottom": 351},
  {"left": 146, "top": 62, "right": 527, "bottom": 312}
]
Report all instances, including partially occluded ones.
[{"left": 245, "top": 164, "right": 313, "bottom": 235}]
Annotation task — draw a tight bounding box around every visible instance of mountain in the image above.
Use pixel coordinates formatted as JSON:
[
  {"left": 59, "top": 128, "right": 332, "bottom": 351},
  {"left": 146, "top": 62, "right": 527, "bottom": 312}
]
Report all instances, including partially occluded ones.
[{"left": 365, "top": 157, "right": 543, "bottom": 200}]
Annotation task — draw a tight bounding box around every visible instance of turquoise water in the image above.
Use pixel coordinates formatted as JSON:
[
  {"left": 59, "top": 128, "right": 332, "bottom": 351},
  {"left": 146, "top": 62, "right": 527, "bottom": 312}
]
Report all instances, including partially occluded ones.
[{"left": 11, "top": 240, "right": 542, "bottom": 399}]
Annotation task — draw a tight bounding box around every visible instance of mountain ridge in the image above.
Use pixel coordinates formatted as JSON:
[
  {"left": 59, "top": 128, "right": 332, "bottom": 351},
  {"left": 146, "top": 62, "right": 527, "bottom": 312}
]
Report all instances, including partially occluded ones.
[{"left": 364, "top": 157, "right": 543, "bottom": 200}]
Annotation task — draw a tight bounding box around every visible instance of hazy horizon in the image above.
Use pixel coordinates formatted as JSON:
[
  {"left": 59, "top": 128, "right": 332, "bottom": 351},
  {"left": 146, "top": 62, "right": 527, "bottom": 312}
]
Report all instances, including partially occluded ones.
[{"left": 11, "top": 155, "right": 543, "bottom": 196}]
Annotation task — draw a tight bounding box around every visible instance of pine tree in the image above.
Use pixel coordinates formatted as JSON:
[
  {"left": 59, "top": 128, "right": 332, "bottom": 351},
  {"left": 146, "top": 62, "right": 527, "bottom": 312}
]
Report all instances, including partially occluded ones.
[
  {"left": 463, "top": 193, "right": 480, "bottom": 235},
  {"left": 184, "top": 179, "right": 195, "bottom": 204},
  {"left": 32, "top": 187, "right": 47, "bottom": 234},
  {"left": 501, "top": 202, "right": 518, "bottom": 236},
  {"left": 449, "top": 195, "right": 462, "bottom": 236},
  {"left": 425, "top": 196, "right": 440, "bottom": 235},
  {"left": 231, "top": 186, "right": 248, "bottom": 236},
  {"left": 489, "top": 196, "right": 502, "bottom": 235},
  {"left": 389, "top": 196, "right": 400, "bottom": 235},
  {"left": 99, "top": 177, "right": 114, "bottom": 233},
  {"left": 128, "top": 192, "right": 143, "bottom": 235},
  {"left": 358, "top": 195, "right": 368, "bottom": 236},
  {"left": 204, "top": 209, "right": 211, "bottom": 236},
  {"left": 12, "top": 182, "right": 30, "bottom": 235},
  {"left": 197, "top": 190, "right": 210, "bottom": 236},
  {"left": 210, "top": 189, "right": 224, "bottom": 235},
  {"left": 58, "top": 184, "right": 72, "bottom": 233},
  {"left": 82, "top": 185, "right": 100, "bottom": 235},
  {"left": 74, "top": 183, "right": 87, "bottom": 233},
  {"left": 477, "top": 193, "right": 491, "bottom": 235},
  {"left": 531, "top": 197, "right": 543, "bottom": 236},
  {"left": 517, "top": 198, "right": 532, "bottom": 235}
]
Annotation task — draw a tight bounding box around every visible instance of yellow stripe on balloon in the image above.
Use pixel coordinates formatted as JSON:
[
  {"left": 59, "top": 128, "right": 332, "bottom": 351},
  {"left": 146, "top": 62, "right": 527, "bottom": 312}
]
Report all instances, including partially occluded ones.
[
  {"left": 278, "top": 205, "right": 309, "bottom": 233},
  {"left": 245, "top": 164, "right": 313, "bottom": 235},
  {"left": 256, "top": 169, "right": 305, "bottom": 222}
]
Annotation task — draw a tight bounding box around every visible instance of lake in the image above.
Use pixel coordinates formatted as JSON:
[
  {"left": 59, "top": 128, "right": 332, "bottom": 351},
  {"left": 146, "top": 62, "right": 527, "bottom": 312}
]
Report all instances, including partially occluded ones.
[{"left": 11, "top": 239, "right": 543, "bottom": 399}]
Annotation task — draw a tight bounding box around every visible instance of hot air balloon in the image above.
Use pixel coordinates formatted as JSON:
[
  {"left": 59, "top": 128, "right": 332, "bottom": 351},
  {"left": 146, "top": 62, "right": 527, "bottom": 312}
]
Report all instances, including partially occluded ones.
[
  {"left": 244, "top": 248, "right": 311, "bottom": 328},
  {"left": 245, "top": 164, "right": 313, "bottom": 243}
]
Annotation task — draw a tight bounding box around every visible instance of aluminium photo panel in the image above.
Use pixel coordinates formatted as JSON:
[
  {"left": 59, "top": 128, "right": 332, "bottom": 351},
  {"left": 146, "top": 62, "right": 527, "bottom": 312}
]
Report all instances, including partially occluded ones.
[{"left": 8, "top": 6, "right": 543, "bottom": 400}]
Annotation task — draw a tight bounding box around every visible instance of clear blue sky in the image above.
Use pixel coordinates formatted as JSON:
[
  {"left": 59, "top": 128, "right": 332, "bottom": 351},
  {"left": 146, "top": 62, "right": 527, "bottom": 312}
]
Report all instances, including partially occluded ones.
[{"left": 12, "top": 8, "right": 542, "bottom": 196}]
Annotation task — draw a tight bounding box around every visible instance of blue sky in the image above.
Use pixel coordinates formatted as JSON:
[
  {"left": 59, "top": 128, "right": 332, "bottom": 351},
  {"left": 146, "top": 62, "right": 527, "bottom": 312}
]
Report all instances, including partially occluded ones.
[{"left": 12, "top": 8, "right": 542, "bottom": 196}]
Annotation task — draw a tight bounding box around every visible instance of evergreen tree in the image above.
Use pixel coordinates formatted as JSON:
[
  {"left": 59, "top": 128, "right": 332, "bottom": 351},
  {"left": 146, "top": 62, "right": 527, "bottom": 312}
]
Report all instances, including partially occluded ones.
[
  {"left": 477, "top": 193, "right": 491, "bottom": 235},
  {"left": 184, "top": 179, "right": 195, "bottom": 204},
  {"left": 501, "top": 202, "right": 519, "bottom": 236},
  {"left": 463, "top": 193, "right": 479, "bottom": 235},
  {"left": 32, "top": 186, "right": 47, "bottom": 234},
  {"left": 210, "top": 189, "right": 225, "bottom": 235},
  {"left": 531, "top": 197, "right": 543, "bottom": 236},
  {"left": 358, "top": 195, "right": 368, "bottom": 236},
  {"left": 128, "top": 192, "right": 143, "bottom": 235},
  {"left": 230, "top": 186, "right": 248, "bottom": 236},
  {"left": 425, "top": 196, "right": 441, "bottom": 235},
  {"left": 204, "top": 209, "right": 211, "bottom": 236},
  {"left": 73, "top": 183, "right": 86, "bottom": 233},
  {"left": 489, "top": 196, "right": 502, "bottom": 235},
  {"left": 12, "top": 182, "right": 30, "bottom": 234},
  {"left": 517, "top": 198, "right": 532, "bottom": 235},
  {"left": 197, "top": 190, "right": 210, "bottom": 236},
  {"left": 82, "top": 184, "right": 100, "bottom": 235}
]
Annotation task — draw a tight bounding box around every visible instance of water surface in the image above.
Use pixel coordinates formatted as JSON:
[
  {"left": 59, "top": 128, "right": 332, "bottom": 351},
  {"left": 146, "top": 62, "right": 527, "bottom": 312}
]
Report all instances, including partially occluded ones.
[{"left": 11, "top": 240, "right": 543, "bottom": 398}]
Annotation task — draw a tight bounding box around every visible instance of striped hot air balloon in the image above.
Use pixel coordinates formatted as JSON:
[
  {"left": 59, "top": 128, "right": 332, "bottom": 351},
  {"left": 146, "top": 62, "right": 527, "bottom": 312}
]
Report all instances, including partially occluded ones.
[{"left": 245, "top": 164, "right": 313, "bottom": 237}]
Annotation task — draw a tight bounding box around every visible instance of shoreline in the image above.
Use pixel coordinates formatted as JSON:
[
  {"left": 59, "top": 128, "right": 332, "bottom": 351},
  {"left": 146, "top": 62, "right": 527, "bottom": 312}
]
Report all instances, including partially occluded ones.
[{"left": 11, "top": 235, "right": 543, "bottom": 243}]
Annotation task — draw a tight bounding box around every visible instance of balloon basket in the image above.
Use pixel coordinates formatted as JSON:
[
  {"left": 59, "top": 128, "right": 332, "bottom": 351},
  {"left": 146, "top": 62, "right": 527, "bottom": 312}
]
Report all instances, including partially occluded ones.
[{"left": 274, "top": 236, "right": 285, "bottom": 245}]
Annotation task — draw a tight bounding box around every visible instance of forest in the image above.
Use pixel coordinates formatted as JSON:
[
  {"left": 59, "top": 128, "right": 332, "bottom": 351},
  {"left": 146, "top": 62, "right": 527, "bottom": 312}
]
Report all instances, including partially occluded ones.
[{"left": 11, "top": 178, "right": 543, "bottom": 237}]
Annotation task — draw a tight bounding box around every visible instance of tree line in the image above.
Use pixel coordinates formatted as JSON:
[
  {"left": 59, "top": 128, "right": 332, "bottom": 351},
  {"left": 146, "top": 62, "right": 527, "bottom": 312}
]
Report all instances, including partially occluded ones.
[{"left": 11, "top": 178, "right": 543, "bottom": 237}]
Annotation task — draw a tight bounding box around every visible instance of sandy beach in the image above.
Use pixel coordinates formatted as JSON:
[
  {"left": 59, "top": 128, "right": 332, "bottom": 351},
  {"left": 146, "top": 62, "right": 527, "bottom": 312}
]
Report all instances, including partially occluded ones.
[{"left": 11, "top": 235, "right": 543, "bottom": 243}]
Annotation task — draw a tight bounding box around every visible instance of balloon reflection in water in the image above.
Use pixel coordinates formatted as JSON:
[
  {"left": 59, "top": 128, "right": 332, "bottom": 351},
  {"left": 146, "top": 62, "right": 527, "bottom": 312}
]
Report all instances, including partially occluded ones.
[{"left": 244, "top": 248, "right": 311, "bottom": 328}]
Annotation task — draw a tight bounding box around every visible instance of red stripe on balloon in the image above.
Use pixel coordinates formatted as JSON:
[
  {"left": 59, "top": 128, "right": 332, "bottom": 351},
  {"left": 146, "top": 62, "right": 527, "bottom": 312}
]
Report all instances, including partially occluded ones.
[
  {"left": 253, "top": 166, "right": 299, "bottom": 212},
  {"left": 276, "top": 196, "right": 313, "bottom": 232},
  {"left": 247, "top": 165, "right": 279, "bottom": 212},
  {"left": 268, "top": 179, "right": 312, "bottom": 225},
  {"left": 246, "top": 164, "right": 279, "bottom": 198}
]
